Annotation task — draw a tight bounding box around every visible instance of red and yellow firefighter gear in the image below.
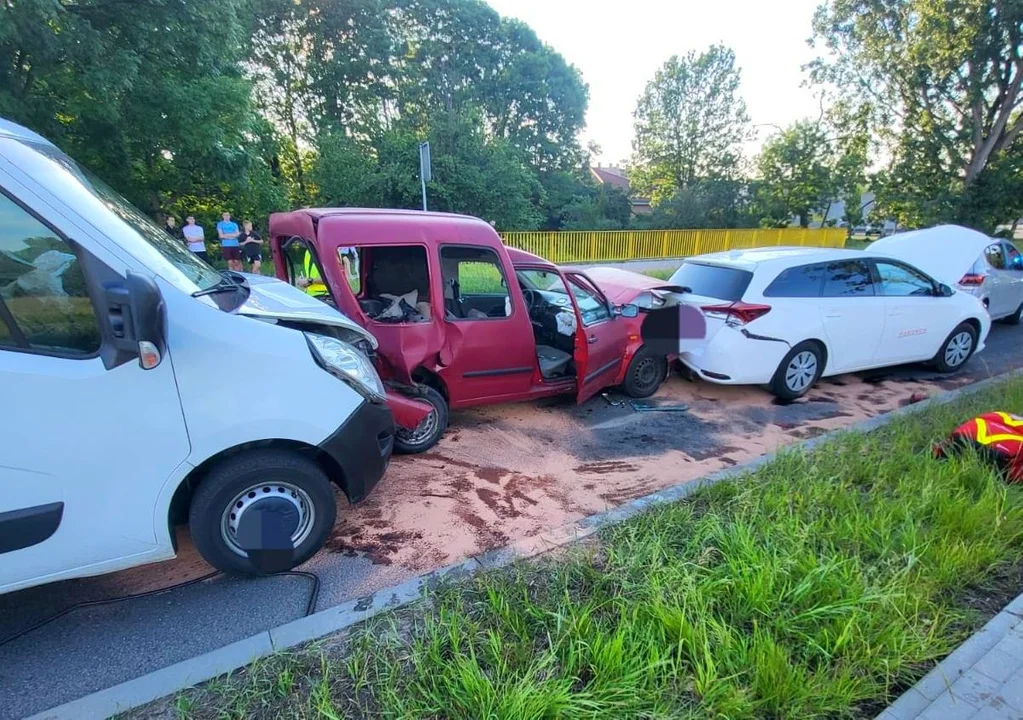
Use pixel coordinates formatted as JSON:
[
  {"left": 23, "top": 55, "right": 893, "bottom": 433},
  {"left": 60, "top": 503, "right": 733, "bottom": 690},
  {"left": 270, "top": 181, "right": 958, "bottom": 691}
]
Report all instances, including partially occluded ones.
[{"left": 934, "top": 411, "right": 1023, "bottom": 482}]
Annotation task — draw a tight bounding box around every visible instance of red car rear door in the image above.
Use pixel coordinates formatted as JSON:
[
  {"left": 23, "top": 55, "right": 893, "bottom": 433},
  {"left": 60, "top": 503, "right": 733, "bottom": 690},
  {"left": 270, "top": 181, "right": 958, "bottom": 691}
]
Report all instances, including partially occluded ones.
[{"left": 563, "top": 271, "right": 630, "bottom": 403}]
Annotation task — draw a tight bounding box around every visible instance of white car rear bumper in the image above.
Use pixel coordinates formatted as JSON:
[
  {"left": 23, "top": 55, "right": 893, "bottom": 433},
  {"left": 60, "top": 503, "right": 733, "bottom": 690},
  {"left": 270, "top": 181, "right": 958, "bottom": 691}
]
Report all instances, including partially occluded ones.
[{"left": 679, "top": 326, "right": 792, "bottom": 385}]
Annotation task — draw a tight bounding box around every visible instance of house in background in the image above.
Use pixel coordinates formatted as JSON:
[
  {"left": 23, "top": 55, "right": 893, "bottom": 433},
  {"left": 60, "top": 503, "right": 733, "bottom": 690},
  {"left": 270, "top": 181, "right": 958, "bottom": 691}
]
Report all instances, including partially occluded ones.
[{"left": 589, "top": 164, "right": 652, "bottom": 215}]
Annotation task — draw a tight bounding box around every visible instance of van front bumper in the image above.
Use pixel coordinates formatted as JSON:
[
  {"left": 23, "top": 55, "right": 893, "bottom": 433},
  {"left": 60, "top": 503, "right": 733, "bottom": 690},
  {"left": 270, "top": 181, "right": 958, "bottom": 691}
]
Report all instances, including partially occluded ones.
[{"left": 318, "top": 399, "right": 394, "bottom": 504}]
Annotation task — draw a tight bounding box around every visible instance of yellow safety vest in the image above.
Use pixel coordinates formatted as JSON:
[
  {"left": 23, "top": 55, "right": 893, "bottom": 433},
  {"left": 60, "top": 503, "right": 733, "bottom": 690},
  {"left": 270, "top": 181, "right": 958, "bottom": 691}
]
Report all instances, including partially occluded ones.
[{"left": 303, "top": 251, "right": 328, "bottom": 297}]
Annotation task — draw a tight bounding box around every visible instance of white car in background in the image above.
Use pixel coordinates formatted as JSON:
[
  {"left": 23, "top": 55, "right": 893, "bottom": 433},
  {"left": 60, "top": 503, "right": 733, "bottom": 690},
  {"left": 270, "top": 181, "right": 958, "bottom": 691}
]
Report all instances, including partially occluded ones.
[
  {"left": 869, "top": 225, "right": 1023, "bottom": 323},
  {"left": 669, "top": 247, "right": 991, "bottom": 400}
]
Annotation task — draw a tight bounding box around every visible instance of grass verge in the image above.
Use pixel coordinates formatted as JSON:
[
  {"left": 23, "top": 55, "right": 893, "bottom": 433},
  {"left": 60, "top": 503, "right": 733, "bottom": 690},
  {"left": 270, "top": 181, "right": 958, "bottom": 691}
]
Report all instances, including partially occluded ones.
[{"left": 155, "top": 376, "right": 1023, "bottom": 720}]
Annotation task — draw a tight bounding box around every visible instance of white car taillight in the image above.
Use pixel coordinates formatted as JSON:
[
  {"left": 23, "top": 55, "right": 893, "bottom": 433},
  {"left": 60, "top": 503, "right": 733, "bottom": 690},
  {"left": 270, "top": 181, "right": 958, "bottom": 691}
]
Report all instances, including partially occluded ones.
[
  {"left": 701, "top": 302, "right": 772, "bottom": 327},
  {"left": 959, "top": 273, "right": 986, "bottom": 287}
]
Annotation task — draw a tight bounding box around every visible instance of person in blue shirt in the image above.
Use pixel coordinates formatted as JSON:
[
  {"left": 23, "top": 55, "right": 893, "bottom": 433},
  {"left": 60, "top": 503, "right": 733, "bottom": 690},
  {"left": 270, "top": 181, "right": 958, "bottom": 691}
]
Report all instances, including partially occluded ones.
[{"left": 217, "top": 211, "right": 242, "bottom": 272}]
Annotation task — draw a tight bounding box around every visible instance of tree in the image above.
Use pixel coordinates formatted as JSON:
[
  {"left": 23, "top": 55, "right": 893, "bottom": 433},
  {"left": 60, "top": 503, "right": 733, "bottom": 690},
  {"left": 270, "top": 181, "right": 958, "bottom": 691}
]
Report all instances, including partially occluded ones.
[
  {"left": 754, "top": 114, "right": 867, "bottom": 228},
  {"left": 811, "top": 0, "right": 1023, "bottom": 229},
  {"left": 635, "top": 180, "right": 760, "bottom": 230},
  {"left": 386, "top": 0, "right": 588, "bottom": 171},
  {"left": 629, "top": 46, "right": 752, "bottom": 205},
  {"left": 0, "top": 0, "right": 289, "bottom": 221}
]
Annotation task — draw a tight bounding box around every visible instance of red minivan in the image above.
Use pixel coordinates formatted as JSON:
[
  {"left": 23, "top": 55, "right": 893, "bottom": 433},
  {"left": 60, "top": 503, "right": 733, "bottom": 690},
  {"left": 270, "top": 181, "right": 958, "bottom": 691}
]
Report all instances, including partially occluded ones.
[{"left": 270, "top": 208, "right": 683, "bottom": 452}]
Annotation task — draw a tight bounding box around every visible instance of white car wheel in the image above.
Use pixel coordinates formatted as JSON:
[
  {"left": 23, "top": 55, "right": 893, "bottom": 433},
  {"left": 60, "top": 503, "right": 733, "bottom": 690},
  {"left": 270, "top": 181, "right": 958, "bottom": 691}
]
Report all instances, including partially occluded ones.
[
  {"left": 933, "top": 323, "right": 978, "bottom": 373},
  {"left": 770, "top": 341, "right": 824, "bottom": 401},
  {"left": 943, "top": 331, "right": 973, "bottom": 368}
]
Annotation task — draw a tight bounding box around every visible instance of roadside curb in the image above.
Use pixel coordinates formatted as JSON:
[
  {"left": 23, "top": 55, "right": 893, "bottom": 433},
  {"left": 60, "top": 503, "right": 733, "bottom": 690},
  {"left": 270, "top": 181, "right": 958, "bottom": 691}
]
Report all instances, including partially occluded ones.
[{"left": 30, "top": 367, "right": 1023, "bottom": 720}]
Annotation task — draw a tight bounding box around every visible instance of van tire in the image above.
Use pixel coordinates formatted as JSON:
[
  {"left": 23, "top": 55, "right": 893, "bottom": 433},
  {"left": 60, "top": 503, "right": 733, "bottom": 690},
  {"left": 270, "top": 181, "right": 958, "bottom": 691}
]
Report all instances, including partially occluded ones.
[
  {"left": 932, "top": 322, "right": 978, "bottom": 373},
  {"left": 188, "top": 449, "right": 336, "bottom": 576},
  {"left": 622, "top": 346, "right": 667, "bottom": 398},
  {"left": 769, "top": 341, "right": 823, "bottom": 401},
  {"left": 393, "top": 386, "right": 448, "bottom": 454}
]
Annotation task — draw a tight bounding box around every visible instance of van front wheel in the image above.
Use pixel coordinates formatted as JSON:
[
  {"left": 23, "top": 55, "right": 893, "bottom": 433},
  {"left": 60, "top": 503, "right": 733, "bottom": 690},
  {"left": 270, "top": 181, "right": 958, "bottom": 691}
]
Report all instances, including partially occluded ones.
[{"left": 188, "top": 449, "right": 337, "bottom": 576}]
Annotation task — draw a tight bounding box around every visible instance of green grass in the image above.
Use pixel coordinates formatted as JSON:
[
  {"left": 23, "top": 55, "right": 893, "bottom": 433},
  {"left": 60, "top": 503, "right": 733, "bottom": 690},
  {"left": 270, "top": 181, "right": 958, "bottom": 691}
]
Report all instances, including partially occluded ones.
[
  {"left": 642, "top": 267, "right": 676, "bottom": 280},
  {"left": 162, "top": 377, "right": 1023, "bottom": 720}
]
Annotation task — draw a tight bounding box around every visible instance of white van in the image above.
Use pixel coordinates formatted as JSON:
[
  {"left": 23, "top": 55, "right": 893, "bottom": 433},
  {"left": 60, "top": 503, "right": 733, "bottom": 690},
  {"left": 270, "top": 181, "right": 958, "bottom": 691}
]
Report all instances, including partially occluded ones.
[{"left": 0, "top": 119, "right": 400, "bottom": 594}]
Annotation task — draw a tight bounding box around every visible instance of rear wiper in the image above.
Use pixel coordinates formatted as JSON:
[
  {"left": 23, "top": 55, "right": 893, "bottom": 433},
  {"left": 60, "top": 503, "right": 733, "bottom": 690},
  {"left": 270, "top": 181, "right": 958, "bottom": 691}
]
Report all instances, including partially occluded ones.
[{"left": 192, "top": 271, "right": 249, "bottom": 298}]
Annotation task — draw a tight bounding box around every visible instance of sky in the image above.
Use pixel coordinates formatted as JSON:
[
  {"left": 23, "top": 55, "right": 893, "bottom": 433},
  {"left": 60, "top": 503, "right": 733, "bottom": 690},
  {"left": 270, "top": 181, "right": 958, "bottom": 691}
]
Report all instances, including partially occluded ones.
[{"left": 484, "top": 0, "right": 828, "bottom": 166}]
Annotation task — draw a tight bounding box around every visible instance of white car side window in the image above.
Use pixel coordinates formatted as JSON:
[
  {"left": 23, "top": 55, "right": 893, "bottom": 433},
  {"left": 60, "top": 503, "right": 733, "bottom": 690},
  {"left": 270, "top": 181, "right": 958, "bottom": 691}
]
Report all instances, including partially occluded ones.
[
  {"left": 985, "top": 243, "right": 1006, "bottom": 270},
  {"left": 874, "top": 262, "right": 934, "bottom": 297}
]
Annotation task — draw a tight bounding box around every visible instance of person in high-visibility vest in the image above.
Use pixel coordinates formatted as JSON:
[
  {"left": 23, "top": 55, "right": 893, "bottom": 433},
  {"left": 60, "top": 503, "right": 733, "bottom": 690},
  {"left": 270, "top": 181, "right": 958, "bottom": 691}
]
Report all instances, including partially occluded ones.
[{"left": 297, "top": 249, "right": 329, "bottom": 298}]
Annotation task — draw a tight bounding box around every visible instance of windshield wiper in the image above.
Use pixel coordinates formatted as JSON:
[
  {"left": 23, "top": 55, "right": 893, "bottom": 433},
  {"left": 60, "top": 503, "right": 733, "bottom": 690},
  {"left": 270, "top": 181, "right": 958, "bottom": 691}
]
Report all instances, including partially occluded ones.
[{"left": 192, "top": 271, "right": 249, "bottom": 298}]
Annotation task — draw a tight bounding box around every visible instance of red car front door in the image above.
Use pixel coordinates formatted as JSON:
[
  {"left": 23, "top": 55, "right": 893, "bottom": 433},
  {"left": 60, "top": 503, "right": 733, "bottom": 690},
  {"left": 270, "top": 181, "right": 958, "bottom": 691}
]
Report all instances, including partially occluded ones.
[
  {"left": 437, "top": 244, "right": 537, "bottom": 407},
  {"left": 563, "top": 272, "right": 630, "bottom": 403}
]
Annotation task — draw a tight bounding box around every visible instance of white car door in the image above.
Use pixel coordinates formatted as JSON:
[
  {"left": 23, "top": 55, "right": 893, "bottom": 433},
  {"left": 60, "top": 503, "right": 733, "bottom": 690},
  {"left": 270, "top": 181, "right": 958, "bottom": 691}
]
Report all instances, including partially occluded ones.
[
  {"left": 817, "top": 259, "right": 886, "bottom": 372},
  {"left": 0, "top": 188, "right": 190, "bottom": 592},
  {"left": 872, "top": 259, "right": 948, "bottom": 363},
  {"left": 1001, "top": 242, "right": 1023, "bottom": 316}
]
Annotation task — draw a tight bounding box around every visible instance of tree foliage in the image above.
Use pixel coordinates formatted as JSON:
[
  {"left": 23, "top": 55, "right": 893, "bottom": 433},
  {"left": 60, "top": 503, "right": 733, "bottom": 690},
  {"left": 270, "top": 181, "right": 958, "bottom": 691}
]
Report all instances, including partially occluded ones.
[
  {"left": 755, "top": 112, "right": 868, "bottom": 227},
  {"left": 634, "top": 180, "right": 760, "bottom": 230},
  {"left": 0, "top": 0, "right": 608, "bottom": 231},
  {"left": 629, "top": 46, "right": 752, "bottom": 205},
  {"left": 811, "top": 0, "right": 1023, "bottom": 230},
  {"left": 0, "top": 0, "right": 286, "bottom": 222}
]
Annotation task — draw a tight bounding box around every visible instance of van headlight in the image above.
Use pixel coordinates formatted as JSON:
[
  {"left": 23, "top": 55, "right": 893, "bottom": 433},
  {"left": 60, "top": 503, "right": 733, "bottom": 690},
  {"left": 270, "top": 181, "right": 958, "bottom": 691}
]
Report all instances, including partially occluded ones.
[{"left": 305, "top": 333, "right": 385, "bottom": 401}]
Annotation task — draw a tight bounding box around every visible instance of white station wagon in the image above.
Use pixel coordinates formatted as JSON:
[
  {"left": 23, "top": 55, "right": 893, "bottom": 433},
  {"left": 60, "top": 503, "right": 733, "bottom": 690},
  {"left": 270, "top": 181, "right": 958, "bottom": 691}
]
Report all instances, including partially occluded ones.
[{"left": 670, "top": 247, "right": 991, "bottom": 400}]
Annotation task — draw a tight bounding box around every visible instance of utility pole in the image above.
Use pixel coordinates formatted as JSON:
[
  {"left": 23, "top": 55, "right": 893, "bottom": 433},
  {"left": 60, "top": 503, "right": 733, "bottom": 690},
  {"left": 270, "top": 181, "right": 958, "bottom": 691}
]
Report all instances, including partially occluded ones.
[{"left": 419, "top": 142, "right": 431, "bottom": 211}]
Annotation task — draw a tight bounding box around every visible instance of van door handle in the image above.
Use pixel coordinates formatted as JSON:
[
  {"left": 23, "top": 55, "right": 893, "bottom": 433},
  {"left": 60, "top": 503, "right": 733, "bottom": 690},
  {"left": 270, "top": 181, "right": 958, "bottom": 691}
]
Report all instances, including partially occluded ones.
[{"left": 588, "top": 335, "right": 598, "bottom": 344}]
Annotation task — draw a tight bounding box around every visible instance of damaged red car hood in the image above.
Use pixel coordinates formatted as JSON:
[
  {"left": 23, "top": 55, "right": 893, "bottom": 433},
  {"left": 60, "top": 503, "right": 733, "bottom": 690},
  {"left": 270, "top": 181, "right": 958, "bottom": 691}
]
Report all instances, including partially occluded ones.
[{"left": 571, "top": 266, "right": 687, "bottom": 305}]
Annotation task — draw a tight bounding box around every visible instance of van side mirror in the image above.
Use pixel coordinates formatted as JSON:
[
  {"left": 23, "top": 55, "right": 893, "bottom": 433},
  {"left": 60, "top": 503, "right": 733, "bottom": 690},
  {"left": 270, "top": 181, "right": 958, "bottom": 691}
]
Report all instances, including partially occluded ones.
[
  {"left": 105, "top": 272, "right": 166, "bottom": 369},
  {"left": 615, "top": 303, "right": 640, "bottom": 318}
]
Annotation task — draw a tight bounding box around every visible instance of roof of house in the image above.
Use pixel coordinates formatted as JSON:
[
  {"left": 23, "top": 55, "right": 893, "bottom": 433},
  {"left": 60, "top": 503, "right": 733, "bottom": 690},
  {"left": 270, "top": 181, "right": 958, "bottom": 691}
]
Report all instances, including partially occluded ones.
[
  {"left": 589, "top": 165, "right": 631, "bottom": 192},
  {"left": 589, "top": 165, "right": 651, "bottom": 206}
]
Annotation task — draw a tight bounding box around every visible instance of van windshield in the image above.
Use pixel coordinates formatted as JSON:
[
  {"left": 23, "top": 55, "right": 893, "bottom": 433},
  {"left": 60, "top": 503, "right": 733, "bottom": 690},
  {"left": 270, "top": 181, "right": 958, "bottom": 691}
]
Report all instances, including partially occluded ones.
[{"left": 4, "top": 137, "right": 222, "bottom": 293}]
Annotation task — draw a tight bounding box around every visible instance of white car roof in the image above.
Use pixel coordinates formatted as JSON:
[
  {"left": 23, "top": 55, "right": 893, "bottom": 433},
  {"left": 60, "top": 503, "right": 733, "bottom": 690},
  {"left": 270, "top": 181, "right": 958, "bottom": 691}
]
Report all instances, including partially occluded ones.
[
  {"left": 0, "top": 117, "right": 54, "bottom": 147},
  {"left": 689, "top": 246, "right": 867, "bottom": 272},
  {"left": 868, "top": 225, "right": 994, "bottom": 285}
]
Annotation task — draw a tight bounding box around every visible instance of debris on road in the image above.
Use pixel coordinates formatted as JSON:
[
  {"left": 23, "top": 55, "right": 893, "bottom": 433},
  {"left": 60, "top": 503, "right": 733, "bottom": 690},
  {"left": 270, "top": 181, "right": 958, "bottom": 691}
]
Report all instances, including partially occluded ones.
[{"left": 629, "top": 400, "right": 689, "bottom": 413}]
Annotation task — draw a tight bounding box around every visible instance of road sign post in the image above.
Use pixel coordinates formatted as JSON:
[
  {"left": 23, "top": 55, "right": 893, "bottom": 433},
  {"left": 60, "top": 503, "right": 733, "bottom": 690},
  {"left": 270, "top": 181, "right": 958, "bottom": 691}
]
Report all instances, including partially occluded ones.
[{"left": 419, "top": 142, "right": 431, "bottom": 211}]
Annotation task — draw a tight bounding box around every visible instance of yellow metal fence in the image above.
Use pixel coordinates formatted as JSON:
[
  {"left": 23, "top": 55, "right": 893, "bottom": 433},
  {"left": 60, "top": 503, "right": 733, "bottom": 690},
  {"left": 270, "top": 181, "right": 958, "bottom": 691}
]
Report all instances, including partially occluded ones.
[{"left": 500, "top": 228, "right": 848, "bottom": 264}]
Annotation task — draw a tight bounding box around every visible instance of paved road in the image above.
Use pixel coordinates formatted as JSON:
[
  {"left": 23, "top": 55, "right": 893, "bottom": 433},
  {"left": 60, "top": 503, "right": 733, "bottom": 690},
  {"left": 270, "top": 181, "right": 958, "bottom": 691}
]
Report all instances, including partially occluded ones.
[{"left": 2, "top": 323, "right": 1022, "bottom": 719}]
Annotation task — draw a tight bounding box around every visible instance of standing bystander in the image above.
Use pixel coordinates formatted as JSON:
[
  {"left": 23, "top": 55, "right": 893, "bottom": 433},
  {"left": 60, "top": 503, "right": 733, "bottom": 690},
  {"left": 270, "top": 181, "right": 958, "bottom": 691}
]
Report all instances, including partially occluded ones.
[
  {"left": 182, "top": 215, "right": 209, "bottom": 263},
  {"left": 239, "top": 220, "right": 263, "bottom": 275},
  {"left": 217, "top": 211, "right": 242, "bottom": 272},
  {"left": 164, "top": 214, "right": 179, "bottom": 239}
]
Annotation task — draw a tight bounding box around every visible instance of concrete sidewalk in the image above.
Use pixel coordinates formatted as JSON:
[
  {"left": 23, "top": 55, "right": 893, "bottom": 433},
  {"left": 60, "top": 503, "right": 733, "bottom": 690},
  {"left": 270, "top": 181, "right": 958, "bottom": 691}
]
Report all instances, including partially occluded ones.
[{"left": 879, "top": 592, "right": 1023, "bottom": 720}]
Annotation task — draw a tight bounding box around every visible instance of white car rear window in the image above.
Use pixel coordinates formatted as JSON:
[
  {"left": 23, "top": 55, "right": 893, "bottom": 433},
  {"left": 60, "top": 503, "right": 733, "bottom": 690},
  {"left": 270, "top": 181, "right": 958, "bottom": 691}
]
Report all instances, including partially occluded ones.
[{"left": 669, "top": 262, "right": 752, "bottom": 301}]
